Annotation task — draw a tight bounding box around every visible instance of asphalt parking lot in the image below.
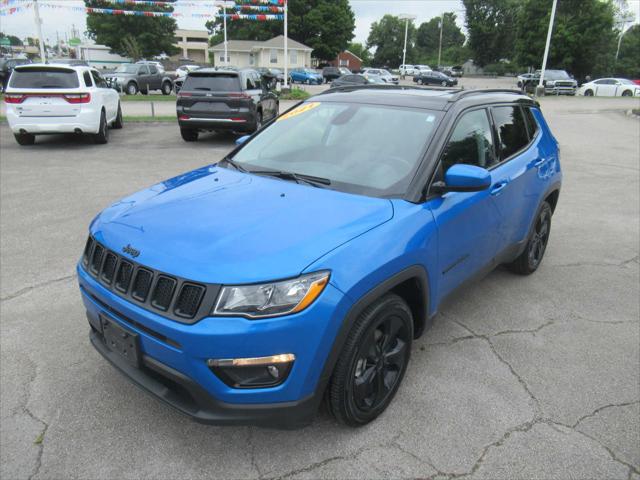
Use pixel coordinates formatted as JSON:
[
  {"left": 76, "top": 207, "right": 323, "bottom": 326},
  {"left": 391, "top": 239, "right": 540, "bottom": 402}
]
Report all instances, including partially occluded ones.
[{"left": 1, "top": 95, "right": 639, "bottom": 479}]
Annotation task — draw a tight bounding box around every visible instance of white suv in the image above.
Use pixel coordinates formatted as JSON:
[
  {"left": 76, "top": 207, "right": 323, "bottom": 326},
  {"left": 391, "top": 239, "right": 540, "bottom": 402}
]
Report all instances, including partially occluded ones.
[{"left": 4, "top": 64, "right": 122, "bottom": 146}]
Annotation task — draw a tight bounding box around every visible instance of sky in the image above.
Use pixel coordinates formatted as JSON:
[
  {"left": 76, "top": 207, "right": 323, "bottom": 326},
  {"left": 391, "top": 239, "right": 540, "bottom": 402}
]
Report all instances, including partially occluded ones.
[{"left": 0, "top": 0, "right": 639, "bottom": 46}]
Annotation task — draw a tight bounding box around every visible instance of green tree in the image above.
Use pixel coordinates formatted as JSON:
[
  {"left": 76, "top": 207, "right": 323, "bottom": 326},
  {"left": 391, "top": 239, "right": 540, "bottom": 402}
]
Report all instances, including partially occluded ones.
[
  {"left": 84, "top": 0, "right": 179, "bottom": 59},
  {"left": 514, "top": 0, "right": 617, "bottom": 79},
  {"left": 462, "top": 0, "right": 518, "bottom": 66},
  {"left": 206, "top": 0, "right": 355, "bottom": 61},
  {"left": 347, "top": 42, "right": 371, "bottom": 65},
  {"left": 367, "top": 15, "right": 416, "bottom": 67},
  {"left": 0, "top": 33, "right": 23, "bottom": 46},
  {"left": 615, "top": 24, "right": 640, "bottom": 78},
  {"left": 416, "top": 12, "right": 465, "bottom": 63}
]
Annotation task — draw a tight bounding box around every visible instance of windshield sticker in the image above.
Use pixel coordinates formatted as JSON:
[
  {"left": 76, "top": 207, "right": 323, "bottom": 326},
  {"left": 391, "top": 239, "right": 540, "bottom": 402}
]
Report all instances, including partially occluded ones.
[{"left": 277, "top": 102, "right": 320, "bottom": 122}]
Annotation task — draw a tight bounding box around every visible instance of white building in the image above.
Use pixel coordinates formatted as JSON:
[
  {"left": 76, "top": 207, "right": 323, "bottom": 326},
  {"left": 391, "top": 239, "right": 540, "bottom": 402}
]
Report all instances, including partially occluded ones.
[
  {"left": 77, "top": 43, "right": 131, "bottom": 70},
  {"left": 210, "top": 35, "right": 312, "bottom": 69}
]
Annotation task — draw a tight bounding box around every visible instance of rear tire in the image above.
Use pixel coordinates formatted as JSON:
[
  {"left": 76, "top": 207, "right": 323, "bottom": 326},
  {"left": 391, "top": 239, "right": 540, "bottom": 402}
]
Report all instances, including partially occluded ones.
[
  {"left": 441, "top": 81, "right": 447, "bottom": 86},
  {"left": 253, "top": 111, "right": 263, "bottom": 133},
  {"left": 14, "top": 133, "right": 35, "bottom": 146},
  {"left": 328, "top": 293, "right": 413, "bottom": 427},
  {"left": 417, "top": 79, "right": 423, "bottom": 85},
  {"left": 93, "top": 110, "right": 109, "bottom": 144},
  {"left": 508, "top": 201, "right": 552, "bottom": 275},
  {"left": 621, "top": 90, "right": 632, "bottom": 97},
  {"left": 126, "top": 82, "right": 138, "bottom": 95},
  {"left": 161, "top": 81, "right": 172, "bottom": 95},
  {"left": 180, "top": 128, "right": 198, "bottom": 142},
  {"left": 112, "top": 103, "right": 123, "bottom": 129}
]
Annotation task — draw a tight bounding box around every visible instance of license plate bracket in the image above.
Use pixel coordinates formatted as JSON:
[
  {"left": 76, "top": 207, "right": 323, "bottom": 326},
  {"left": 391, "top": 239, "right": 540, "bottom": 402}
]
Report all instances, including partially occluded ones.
[{"left": 100, "top": 315, "right": 141, "bottom": 368}]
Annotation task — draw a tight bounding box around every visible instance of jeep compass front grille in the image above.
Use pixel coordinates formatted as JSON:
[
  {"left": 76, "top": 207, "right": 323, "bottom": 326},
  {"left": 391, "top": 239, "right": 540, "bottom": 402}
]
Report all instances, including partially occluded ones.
[{"left": 81, "top": 236, "right": 220, "bottom": 323}]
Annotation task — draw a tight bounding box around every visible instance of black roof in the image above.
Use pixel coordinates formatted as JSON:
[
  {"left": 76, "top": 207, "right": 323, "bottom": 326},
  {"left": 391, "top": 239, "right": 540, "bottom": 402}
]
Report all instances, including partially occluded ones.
[{"left": 314, "top": 85, "right": 536, "bottom": 111}]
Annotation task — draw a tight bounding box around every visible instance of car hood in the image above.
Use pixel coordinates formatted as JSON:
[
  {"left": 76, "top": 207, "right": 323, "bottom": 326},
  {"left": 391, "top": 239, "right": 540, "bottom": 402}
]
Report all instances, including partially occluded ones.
[{"left": 91, "top": 165, "right": 394, "bottom": 284}]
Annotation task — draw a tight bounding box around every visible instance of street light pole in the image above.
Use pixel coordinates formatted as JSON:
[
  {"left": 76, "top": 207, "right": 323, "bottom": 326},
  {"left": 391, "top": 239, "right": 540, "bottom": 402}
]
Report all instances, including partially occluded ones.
[
  {"left": 399, "top": 14, "right": 416, "bottom": 73},
  {"left": 284, "top": 0, "right": 288, "bottom": 89},
  {"left": 223, "top": 1, "right": 228, "bottom": 66},
  {"left": 33, "top": 0, "right": 47, "bottom": 63},
  {"left": 537, "top": 0, "right": 558, "bottom": 96},
  {"left": 437, "top": 12, "right": 444, "bottom": 68}
]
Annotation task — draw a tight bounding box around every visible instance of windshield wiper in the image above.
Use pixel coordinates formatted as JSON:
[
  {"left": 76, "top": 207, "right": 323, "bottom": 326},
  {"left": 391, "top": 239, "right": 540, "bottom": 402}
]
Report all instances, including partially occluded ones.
[
  {"left": 249, "top": 170, "right": 331, "bottom": 188},
  {"left": 219, "top": 157, "right": 247, "bottom": 172}
]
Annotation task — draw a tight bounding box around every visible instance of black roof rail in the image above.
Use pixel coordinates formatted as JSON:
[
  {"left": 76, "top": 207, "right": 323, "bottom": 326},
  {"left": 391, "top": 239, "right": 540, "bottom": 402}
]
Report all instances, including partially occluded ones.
[{"left": 448, "top": 88, "right": 526, "bottom": 101}]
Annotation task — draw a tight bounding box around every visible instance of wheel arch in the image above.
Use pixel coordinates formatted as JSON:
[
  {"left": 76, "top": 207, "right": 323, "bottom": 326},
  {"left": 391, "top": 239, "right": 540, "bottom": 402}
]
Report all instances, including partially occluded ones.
[{"left": 316, "top": 265, "right": 431, "bottom": 397}]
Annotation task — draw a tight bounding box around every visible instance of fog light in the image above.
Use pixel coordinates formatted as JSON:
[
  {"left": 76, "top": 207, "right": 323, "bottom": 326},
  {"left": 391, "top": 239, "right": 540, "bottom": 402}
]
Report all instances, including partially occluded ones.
[{"left": 207, "top": 354, "right": 295, "bottom": 388}]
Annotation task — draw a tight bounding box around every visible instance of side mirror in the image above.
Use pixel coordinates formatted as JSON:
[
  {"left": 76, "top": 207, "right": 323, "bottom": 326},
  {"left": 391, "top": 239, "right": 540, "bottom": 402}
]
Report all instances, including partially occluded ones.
[
  {"left": 235, "top": 135, "right": 251, "bottom": 146},
  {"left": 432, "top": 164, "right": 491, "bottom": 193}
]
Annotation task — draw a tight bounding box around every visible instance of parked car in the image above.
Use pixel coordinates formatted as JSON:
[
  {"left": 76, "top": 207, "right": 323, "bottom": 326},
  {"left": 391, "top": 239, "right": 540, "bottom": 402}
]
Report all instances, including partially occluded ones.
[
  {"left": 4, "top": 64, "right": 122, "bottom": 145},
  {"left": 399, "top": 64, "right": 416, "bottom": 76},
  {"left": 414, "top": 64, "right": 432, "bottom": 74},
  {"left": 517, "top": 72, "right": 535, "bottom": 88},
  {"left": 322, "top": 66, "right": 343, "bottom": 83},
  {"left": 79, "top": 86, "right": 561, "bottom": 428},
  {"left": 256, "top": 67, "right": 284, "bottom": 87},
  {"left": 176, "top": 68, "right": 278, "bottom": 142},
  {"left": 522, "top": 69, "right": 577, "bottom": 95},
  {"left": 362, "top": 68, "right": 399, "bottom": 84},
  {"left": 105, "top": 63, "right": 174, "bottom": 95},
  {"left": 289, "top": 68, "right": 323, "bottom": 85},
  {"left": 577, "top": 78, "right": 640, "bottom": 97},
  {"left": 450, "top": 65, "right": 463, "bottom": 77},
  {"left": 0, "top": 57, "right": 31, "bottom": 92},
  {"left": 414, "top": 70, "right": 458, "bottom": 87},
  {"left": 50, "top": 59, "right": 90, "bottom": 67},
  {"left": 136, "top": 60, "right": 165, "bottom": 74},
  {"left": 174, "top": 64, "right": 201, "bottom": 93},
  {"left": 330, "top": 73, "right": 386, "bottom": 88}
]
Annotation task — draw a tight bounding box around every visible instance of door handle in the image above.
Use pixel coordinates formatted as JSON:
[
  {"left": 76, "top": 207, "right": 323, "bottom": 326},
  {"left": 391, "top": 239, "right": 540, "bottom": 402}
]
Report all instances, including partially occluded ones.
[
  {"left": 490, "top": 181, "right": 509, "bottom": 195},
  {"left": 534, "top": 158, "right": 546, "bottom": 167}
]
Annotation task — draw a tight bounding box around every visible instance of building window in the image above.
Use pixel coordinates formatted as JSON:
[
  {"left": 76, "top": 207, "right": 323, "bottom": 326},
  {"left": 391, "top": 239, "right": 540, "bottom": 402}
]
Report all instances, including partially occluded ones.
[
  {"left": 340, "top": 58, "right": 349, "bottom": 67},
  {"left": 290, "top": 49, "right": 297, "bottom": 64},
  {"left": 270, "top": 48, "right": 278, "bottom": 64},
  {"left": 186, "top": 37, "right": 206, "bottom": 43},
  {"left": 219, "top": 54, "right": 230, "bottom": 63},
  {"left": 249, "top": 53, "right": 255, "bottom": 65}
]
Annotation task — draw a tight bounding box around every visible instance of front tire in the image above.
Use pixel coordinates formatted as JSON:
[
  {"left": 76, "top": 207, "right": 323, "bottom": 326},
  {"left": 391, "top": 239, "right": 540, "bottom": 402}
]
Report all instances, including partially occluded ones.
[
  {"left": 93, "top": 110, "right": 109, "bottom": 144},
  {"left": 621, "top": 90, "right": 632, "bottom": 97},
  {"left": 112, "top": 103, "right": 123, "bottom": 129},
  {"left": 508, "top": 201, "right": 552, "bottom": 275},
  {"left": 417, "top": 79, "right": 423, "bottom": 85},
  {"left": 14, "top": 133, "right": 35, "bottom": 146},
  {"left": 161, "top": 81, "right": 172, "bottom": 95},
  {"left": 441, "top": 81, "right": 447, "bottom": 86},
  {"left": 328, "top": 293, "right": 413, "bottom": 426},
  {"left": 126, "top": 82, "right": 138, "bottom": 95},
  {"left": 180, "top": 128, "right": 198, "bottom": 142},
  {"left": 584, "top": 89, "right": 594, "bottom": 97}
]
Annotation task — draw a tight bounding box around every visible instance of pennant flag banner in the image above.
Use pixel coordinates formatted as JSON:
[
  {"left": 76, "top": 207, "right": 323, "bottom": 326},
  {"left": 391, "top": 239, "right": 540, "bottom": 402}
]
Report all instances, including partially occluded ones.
[
  {"left": 235, "top": 0, "right": 284, "bottom": 5},
  {"left": 227, "top": 13, "right": 283, "bottom": 20},
  {"left": 234, "top": 5, "right": 283, "bottom": 12},
  {"left": 0, "top": 2, "right": 31, "bottom": 15}
]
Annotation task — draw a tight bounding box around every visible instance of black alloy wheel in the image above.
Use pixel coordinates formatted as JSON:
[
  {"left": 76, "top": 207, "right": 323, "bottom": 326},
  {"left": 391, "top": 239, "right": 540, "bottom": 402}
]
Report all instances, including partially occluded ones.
[
  {"left": 113, "top": 103, "right": 123, "bottom": 129},
  {"left": 508, "top": 201, "right": 552, "bottom": 275},
  {"left": 328, "top": 293, "right": 413, "bottom": 426},
  {"left": 622, "top": 90, "right": 632, "bottom": 97},
  {"left": 93, "top": 110, "right": 109, "bottom": 144}
]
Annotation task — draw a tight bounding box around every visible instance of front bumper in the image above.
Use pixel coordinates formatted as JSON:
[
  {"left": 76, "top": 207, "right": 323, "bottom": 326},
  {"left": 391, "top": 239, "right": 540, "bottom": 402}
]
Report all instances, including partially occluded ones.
[
  {"left": 78, "top": 263, "right": 352, "bottom": 427},
  {"left": 545, "top": 86, "right": 576, "bottom": 95}
]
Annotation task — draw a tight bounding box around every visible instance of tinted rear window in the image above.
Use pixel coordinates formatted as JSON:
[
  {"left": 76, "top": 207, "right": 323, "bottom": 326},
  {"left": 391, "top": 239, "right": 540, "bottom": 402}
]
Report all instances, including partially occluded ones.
[
  {"left": 182, "top": 74, "right": 241, "bottom": 92},
  {"left": 492, "top": 106, "right": 530, "bottom": 160},
  {"left": 9, "top": 68, "right": 79, "bottom": 88}
]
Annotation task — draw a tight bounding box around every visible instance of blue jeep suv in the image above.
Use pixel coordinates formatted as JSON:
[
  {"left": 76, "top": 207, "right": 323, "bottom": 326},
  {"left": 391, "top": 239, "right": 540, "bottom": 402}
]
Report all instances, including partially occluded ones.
[{"left": 78, "top": 86, "right": 561, "bottom": 427}]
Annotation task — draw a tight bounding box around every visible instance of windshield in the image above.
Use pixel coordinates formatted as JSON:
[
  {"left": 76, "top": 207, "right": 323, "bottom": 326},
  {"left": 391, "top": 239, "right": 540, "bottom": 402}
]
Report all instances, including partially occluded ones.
[
  {"left": 367, "top": 75, "right": 386, "bottom": 84},
  {"left": 9, "top": 68, "right": 79, "bottom": 88},
  {"left": 230, "top": 101, "right": 441, "bottom": 197},
  {"left": 303, "top": 69, "right": 317, "bottom": 74},
  {"left": 545, "top": 70, "right": 571, "bottom": 80},
  {"left": 114, "top": 64, "right": 140, "bottom": 74}
]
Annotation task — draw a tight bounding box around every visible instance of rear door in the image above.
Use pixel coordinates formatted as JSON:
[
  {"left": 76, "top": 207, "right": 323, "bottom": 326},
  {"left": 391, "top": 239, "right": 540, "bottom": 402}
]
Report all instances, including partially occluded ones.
[
  {"left": 488, "top": 104, "right": 544, "bottom": 255},
  {"left": 179, "top": 72, "right": 245, "bottom": 119},
  {"left": 137, "top": 64, "right": 153, "bottom": 91},
  {"left": 8, "top": 67, "right": 83, "bottom": 117},
  {"left": 148, "top": 65, "right": 162, "bottom": 90},
  {"left": 92, "top": 69, "right": 118, "bottom": 120}
]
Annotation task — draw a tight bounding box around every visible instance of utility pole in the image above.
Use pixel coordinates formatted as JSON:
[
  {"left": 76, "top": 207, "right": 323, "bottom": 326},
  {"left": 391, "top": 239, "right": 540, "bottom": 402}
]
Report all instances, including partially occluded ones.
[
  {"left": 284, "top": 0, "right": 288, "bottom": 89},
  {"left": 437, "top": 12, "right": 444, "bottom": 68},
  {"left": 33, "top": 0, "right": 47, "bottom": 63},
  {"left": 537, "top": 0, "right": 557, "bottom": 96}
]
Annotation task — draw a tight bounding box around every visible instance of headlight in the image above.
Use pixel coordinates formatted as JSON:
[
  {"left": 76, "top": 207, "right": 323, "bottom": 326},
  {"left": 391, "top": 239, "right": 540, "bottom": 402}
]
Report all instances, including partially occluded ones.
[{"left": 213, "top": 271, "right": 330, "bottom": 318}]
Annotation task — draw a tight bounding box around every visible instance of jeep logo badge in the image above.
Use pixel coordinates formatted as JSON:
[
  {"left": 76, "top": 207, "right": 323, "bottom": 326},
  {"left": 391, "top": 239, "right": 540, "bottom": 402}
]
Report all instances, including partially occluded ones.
[{"left": 122, "top": 244, "right": 140, "bottom": 258}]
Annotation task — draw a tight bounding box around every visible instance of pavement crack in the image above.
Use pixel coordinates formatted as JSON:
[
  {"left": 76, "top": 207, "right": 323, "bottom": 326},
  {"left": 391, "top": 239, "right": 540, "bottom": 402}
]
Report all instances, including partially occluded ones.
[
  {"left": 551, "top": 254, "right": 639, "bottom": 269},
  {"left": 490, "top": 319, "right": 556, "bottom": 338},
  {"left": 247, "top": 428, "right": 262, "bottom": 479},
  {"left": 264, "top": 447, "right": 367, "bottom": 480},
  {"left": 1, "top": 274, "right": 75, "bottom": 302},
  {"left": 571, "top": 400, "right": 640, "bottom": 429},
  {"left": 26, "top": 408, "right": 48, "bottom": 480}
]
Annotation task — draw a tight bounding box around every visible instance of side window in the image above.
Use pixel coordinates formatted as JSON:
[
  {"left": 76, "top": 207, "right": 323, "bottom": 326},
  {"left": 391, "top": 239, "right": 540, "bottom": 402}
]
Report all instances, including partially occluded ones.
[
  {"left": 522, "top": 107, "right": 540, "bottom": 140},
  {"left": 491, "top": 106, "right": 530, "bottom": 161},
  {"left": 140, "top": 65, "right": 150, "bottom": 75},
  {"left": 91, "top": 71, "right": 107, "bottom": 88},
  {"left": 149, "top": 65, "right": 158, "bottom": 75},
  {"left": 83, "top": 71, "right": 93, "bottom": 87},
  {"left": 253, "top": 72, "right": 262, "bottom": 89},
  {"left": 594, "top": 79, "right": 607, "bottom": 85},
  {"left": 245, "top": 73, "right": 255, "bottom": 90},
  {"left": 441, "top": 109, "right": 496, "bottom": 172}
]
